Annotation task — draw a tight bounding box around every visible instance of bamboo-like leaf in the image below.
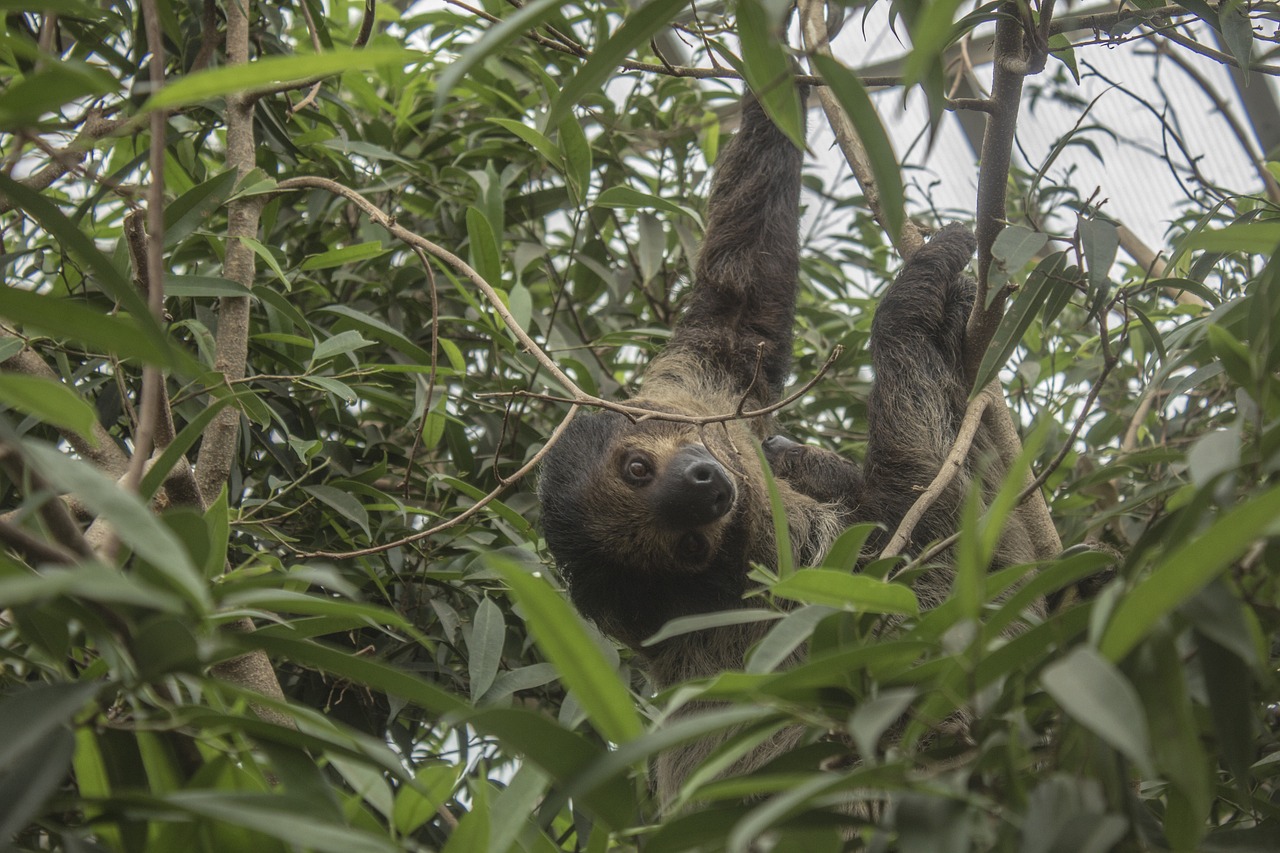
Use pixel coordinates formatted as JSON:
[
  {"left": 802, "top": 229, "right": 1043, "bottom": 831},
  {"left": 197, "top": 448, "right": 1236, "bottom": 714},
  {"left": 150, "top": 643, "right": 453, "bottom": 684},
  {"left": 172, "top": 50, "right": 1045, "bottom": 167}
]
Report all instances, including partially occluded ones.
[
  {"left": 971, "top": 251, "right": 1067, "bottom": 395},
  {"left": 489, "top": 556, "right": 643, "bottom": 744},
  {"left": 434, "top": 0, "right": 566, "bottom": 112},
  {"left": 545, "top": 0, "right": 687, "bottom": 130},
  {"left": 1041, "top": 646, "right": 1154, "bottom": 775},
  {"left": 148, "top": 48, "right": 418, "bottom": 110},
  {"left": 735, "top": 0, "right": 805, "bottom": 150},
  {"left": 0, "top": 374, "right": 97, "bottom": 441},
  {"left": 1099, "top": 483, "right": 1280, "bottom": 661},
  {"left": 812, "top": 55, "right": 905, "bottom": 244},
  {"left": 770, "top": 568, "right": 918, "bottom": 615}
]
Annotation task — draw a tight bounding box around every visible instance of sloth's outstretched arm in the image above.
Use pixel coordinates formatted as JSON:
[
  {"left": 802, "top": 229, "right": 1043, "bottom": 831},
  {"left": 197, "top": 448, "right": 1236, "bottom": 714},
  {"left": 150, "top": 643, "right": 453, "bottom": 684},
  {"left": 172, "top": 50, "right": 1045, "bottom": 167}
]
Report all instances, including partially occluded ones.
[
  {"left": 863, "top": 224, "right": 978, "bottom": 546},
  {"left": 646, "top": 95, "right": 806, "bottom": 410}
]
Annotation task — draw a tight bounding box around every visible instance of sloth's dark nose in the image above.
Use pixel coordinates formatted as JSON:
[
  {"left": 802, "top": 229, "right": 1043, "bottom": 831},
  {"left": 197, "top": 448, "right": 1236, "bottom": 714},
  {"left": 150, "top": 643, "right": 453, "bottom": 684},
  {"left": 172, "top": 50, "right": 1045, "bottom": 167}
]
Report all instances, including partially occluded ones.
[{"left": 656, "top": 447, "right": 734, "bottom": 527}]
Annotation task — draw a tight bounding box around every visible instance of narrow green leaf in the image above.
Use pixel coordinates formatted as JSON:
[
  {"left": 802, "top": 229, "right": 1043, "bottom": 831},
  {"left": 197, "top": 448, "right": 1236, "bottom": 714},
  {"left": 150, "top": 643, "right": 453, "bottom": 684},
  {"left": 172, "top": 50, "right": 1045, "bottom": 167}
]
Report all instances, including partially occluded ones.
[
  {"left": 644, "top": 609, "right": 781, "bottom": 647},
  {"left": 1197, "top": 632, "right": 1256, "bottom": 789},
  {"left": 1184, "top": 221, "right": 1280, "bottom": 253},
  {"left": 0, "top": 681, "right": 99, "bottom": 768},
  {"left": 0, "top": 374, "right": 97, "bottom": 440},
  {"left": 1099, "top": 483, "right": 1280, "bottom": 661},
  {"left": 770, "top": 568, "right": 919, "bottom": 615},
  {"left": 812, "top": 55, "right": 904, "bottom": 244},
  {"left": 1219, "top": 0, "right": 1255, "bottom": 72},
  {"left": 148, "top": 48, "right": 418, "bottom": 109},
  {"left": 545, "top": 0, "right": 687, "bottom": 129},
  {"left": 468, "top": 597, "right": 506, "bottom": 702},
  {"left": 465, "top": 206, "right": 501, "bottom": 287},
  {"left": 24, "top": 444, "right": 207, "bottom": 608},
  {"left": 320, "top": 305, "right": 433, "bottom": 364},
  {"left": 971, "top": 251, "right": 1066, "bottom": 395},
  {"left": 465, "top": 706, "right": 636, "bottom": 829},
  {"left": 164, "top": 791, "right": 398, "bottom": 853},
  {"left": 392, "top": 764, "right": 460, "bottom": 836},
  {"left": 164, "top": 170, "right": 239, "bottom": 247},
  {"left": 988, "top": 224, "right": 1049, "bottom": 293},
  {"left": 312, "top": 329, "right": 375, "bottom": 364},
  {"left": 735, "top": 0, "right": 804, "bottom": 149},
  {"left": 434, "top": 0, "right": 567, "bottom": 111},
  {"left": 758, "top": 444, "right": 794, "bottom": 577},
  {"left": 488, "top": 118, "right": 562, "bottom": 168},
  {"left": 595, "top": 185, "right": 701, "bottom": 224},
  {"left": 488, "top": 556, "right": 643, "bottom": 744},
  {"left": 1041, "top": 646, "right": 1153, "bottom": 775},
  {"left": 299, "top": 241, "right": 386, "bottom": 271},
  {"left": 303, "top": 484, "right": 371, "bottom": 539},
  {"left": 0, "top": 287, "right": 173, "bottom": 366},
  {"left": 164, "top": 275, "right": 251, "bottom": 298},
  {"left": 0, "top": 175, "right": 175, "bottom": 361},
  {"left": 0, "top": 61, "right": 117, "bottom": 128},
  {"left": 246, "top": 635, "right": 468, "bottom": 716},
  {"left": 1078, "top": 217, "right": 1119, "bottom": 295}
]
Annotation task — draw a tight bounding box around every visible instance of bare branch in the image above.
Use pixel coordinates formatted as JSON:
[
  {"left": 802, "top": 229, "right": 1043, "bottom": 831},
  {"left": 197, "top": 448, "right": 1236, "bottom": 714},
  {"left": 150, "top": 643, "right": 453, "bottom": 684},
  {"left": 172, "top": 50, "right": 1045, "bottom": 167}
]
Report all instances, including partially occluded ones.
[
  {"left": 296, "top": 406, "right": 585, "bottom": 559},
  {"left": 879, "top": 390, "right": 995, "bottom": 560},
  {"left": 798, "top": 0, "right": 924, "bottom": 256}
]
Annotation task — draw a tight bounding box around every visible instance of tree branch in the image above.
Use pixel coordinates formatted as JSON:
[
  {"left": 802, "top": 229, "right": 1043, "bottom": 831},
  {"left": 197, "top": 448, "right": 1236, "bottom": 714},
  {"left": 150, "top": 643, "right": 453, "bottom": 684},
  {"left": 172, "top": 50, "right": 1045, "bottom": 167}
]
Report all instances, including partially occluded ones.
[{"left": 798, "top": 0, "right": 924, "bottom": 256}]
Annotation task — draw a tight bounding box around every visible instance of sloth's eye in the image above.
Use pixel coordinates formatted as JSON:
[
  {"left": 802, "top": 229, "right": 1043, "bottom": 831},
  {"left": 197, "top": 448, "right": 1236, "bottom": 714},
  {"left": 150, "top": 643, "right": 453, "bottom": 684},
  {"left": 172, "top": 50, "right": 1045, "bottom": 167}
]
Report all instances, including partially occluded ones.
[
  {"left": 622, "top": 455, "right": 653, "bottom": 484},
  {"left": 678, "top": 533, "right": 709, "bottom": 563}
]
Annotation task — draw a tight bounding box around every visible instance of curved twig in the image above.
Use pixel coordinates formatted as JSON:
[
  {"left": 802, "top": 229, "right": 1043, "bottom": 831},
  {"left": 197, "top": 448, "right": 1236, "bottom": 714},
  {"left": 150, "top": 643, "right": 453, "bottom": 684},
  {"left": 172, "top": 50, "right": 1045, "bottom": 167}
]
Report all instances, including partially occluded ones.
[{"left": 880, "top": 389, "right": 995, "bottom": 560}]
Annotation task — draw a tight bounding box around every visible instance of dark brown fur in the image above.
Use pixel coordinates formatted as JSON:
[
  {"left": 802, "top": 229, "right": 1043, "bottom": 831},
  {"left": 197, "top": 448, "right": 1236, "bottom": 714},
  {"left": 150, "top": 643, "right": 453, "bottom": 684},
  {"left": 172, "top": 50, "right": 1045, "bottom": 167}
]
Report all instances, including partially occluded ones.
[{"left": 537, "top": 95, "right": 1038, "bottom": 804}]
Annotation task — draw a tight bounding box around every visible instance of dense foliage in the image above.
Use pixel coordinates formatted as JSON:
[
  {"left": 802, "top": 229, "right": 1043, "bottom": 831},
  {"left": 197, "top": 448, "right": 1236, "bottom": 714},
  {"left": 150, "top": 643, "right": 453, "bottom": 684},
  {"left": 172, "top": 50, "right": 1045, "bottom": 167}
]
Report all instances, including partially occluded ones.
[{"left": 1, "top": 1, "right": 1278, "bottom": 850}]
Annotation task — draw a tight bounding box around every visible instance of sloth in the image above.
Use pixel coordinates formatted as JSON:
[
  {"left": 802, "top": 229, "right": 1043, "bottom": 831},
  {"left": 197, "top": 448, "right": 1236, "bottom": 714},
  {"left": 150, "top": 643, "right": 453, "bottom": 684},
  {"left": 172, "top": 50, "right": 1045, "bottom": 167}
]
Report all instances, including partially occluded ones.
[{"left": 537, "top": 91, "right": 1039, "bottom": 801}]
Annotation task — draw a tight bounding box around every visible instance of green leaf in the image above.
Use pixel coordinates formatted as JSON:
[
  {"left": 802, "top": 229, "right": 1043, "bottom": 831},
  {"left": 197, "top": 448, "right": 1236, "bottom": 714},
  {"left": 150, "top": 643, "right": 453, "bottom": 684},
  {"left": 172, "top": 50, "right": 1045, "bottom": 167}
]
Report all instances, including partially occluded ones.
[
  {"left": 1099, "top": 483, "right": 1280, "bottom": 661},
  {"left": 393, "top": 764, "right": 459, "bottom": 836},
  {"left": 735, "top": 0, "right": 805, "bottom": 150},
  {"left": 0, "top": 287, "right": 173, "bottom": 366},
  {"left": 644, "top": 609, "right": 782, "bottom": 647},
  {"left": 595, "top": 185, "right": 701, "bottom": 224},
  {"left": 545, "top": 0, "right": 687, "bottom": 129},
  {"left": 24, "top": 443, "right": 208, "bottom": 609},
  {"left": 1183, "top": 221, "right": 1280, "bottom": 253},
  {"left": 163, "top": 791, "right": 399, "bottom": 853},
  {"left": 164, "top": 275, "right": 252, "bottom": 298},
  {"left": 971, "top": 251, "right": 1066, "bottom": 394},
  {"left": 1219, "top": 0, "right": 1255, "bottom": 72},
  {"left": 164, "top": 170, "right": 239, "bottom": 247},
  {"left": 0, "top": 681, "right": 99, "bottom": 769},
  {"left": 770, "top": 568, "right": 919, "bottom": 615},
  {"left": 745, "top": 606, "right": 831, "bottom": 675},
  {"left": 1078, "top": 217, "right": 1119, "bottom": 295},
  {"left": 0, "top": 175, "right": 176, "bottom": 364},
  {"left": 148, "top": 48, "right": 419, "bottom": 109},
  {"left": 488, "top": 556, "right": 643, "bottom": 744},
  {"left": 468, "top": 597, "right": 505, "bottom": 702},
  {"left": 812, "top": 55, "right": 905, "bottom": 244},
  {"left": 246, "top": 635, "right": 468, "bottom": 717},
  {"left": 0, "top": 61, "right": 117, "bottom": 128},
  {"left": 988, "top": 224, "right": 1048, "bottom": 293},
  {"left": 0, "top": 374, "right": 97, "bottom": 441},
  {"left": 434, "top": 0, "right": 567, "bottom": 112},
  {"left": 1197, "top": 632, "right": 1256, "bottom": 789},
  {"left": 488, "top": 118, "right": 562, "bottom": 168},
  {"left": 303, "top": 484, "right": 371, "bottom": 539},
  {"left": 299, "top": 241, "right": 387, "bottom": 271},
  {"left": 465, "top": 707, "right": 637, "bottom": 829},
  {"left": 1041, "top": 646, "right": 1153, "bottom": 775},
  {"left": 312, "top": 329, "right": 376, "bottom": 364},
  {"left": 465, "top": 206, "right": 501, "bottom": 287}
]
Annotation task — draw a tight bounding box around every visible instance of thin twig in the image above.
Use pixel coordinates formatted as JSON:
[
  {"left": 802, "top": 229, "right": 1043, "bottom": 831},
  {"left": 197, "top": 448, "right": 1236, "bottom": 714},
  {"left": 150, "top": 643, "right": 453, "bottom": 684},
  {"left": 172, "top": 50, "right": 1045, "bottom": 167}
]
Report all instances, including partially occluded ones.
[
  {"left": 798, "top": 0, "right": 924, "bottom": 256},
  {"left": 880, "top": 390, "right": 994, "bottom": 560},
  {"left": 295, "top": 406, "right": 584, "bottom": 559}
]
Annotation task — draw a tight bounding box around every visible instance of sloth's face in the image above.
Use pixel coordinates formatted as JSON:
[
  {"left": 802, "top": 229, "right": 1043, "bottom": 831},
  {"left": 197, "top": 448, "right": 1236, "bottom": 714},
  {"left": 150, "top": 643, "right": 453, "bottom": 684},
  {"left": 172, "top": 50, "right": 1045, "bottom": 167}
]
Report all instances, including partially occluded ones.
[{"left": 538, "top": 412, "right": 761, "bottom": 648}]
